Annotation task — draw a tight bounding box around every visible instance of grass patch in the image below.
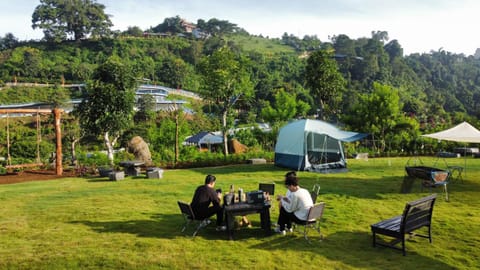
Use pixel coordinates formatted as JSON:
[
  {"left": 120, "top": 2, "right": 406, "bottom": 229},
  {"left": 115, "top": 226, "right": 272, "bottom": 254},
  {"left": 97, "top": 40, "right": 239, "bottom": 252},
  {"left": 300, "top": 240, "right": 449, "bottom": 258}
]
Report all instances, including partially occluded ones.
[
  {"left": 0, "top": 157, "right": 479, "bottom": 269},
  {"left": 225, "top": 35, "right": 295, "bottom": 54}
]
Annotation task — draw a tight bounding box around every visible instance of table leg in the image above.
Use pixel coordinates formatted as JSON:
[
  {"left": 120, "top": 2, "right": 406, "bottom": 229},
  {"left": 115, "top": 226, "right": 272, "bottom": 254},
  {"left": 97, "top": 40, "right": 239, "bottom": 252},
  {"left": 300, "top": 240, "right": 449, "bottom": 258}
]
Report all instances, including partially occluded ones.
[
  {"left": 225, "top": 212, "right": 234, "bottom": 240},
  {"left": 260, "top": 209, "right": 271, "bottom": 235}
]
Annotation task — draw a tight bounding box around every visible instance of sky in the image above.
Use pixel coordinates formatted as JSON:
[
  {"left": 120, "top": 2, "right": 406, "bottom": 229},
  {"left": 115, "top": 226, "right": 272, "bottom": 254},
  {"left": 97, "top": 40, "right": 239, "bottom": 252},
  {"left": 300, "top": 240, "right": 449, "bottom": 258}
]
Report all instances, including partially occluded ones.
[{"left": 0, "top": 0, "right": 479, "bottom": 56}]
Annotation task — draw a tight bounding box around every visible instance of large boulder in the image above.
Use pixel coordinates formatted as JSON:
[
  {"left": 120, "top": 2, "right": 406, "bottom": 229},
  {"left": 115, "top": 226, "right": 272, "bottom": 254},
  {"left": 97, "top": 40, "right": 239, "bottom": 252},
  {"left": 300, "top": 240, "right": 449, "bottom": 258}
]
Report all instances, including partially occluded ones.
[
  {"left": 127, "top": 136, "right": 153, "bottom": 166},
  {"left": 229, "top": 139, "right": 248, "bottom": 154}
]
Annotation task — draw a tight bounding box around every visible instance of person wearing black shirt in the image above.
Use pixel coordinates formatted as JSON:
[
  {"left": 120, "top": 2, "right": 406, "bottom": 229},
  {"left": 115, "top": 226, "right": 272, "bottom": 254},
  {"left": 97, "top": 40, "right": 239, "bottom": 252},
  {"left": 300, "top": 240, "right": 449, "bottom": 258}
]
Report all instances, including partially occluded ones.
[{"left": 191, "top": 174, "right": 226, "bottom": 231}]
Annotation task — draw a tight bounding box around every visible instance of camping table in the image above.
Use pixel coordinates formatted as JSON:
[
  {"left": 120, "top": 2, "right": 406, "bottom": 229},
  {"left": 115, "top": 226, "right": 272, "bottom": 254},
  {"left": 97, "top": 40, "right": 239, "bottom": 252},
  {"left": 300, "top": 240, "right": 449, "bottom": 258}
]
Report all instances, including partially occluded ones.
[
  {"left": 119, "top": 160, "right": 144, "bottom": 176},
  {"left": 224, "top": 202, "right": 271, "bottom": 240}
]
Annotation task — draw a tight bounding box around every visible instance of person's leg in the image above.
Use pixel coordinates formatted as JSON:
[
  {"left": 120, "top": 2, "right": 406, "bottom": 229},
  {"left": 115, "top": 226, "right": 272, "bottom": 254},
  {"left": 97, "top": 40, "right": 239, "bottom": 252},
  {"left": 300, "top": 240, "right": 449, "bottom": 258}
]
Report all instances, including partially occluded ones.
[
  {"left": 201, "top": 205, "right": 223, "bottom": 226},
  {"left": 277, "top": 207, "right": 289, "bottom": 230},
  {"left": 278, "top": 207, "right": 304, "bottom": 231},
  {"left": 285, "top": 212, "right": 304, "bottom": 230}
]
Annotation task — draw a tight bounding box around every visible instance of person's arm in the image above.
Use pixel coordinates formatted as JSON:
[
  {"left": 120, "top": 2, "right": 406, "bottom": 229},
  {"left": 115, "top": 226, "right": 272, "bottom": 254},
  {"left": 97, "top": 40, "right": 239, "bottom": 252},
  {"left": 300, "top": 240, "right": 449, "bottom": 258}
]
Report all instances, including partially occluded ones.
[
  {"left": 281, "top": 193, "right": 299, "bottom": 213},
  {"left": 208, "top": 188, "right": 221, "bottom": 206}
]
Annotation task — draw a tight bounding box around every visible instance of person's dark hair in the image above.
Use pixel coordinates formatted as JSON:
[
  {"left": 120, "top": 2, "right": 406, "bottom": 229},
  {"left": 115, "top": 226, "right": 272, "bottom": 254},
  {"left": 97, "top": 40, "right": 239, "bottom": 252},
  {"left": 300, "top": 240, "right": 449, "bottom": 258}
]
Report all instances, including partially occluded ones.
[
  {"left": 285, "top": 171, "right": 296, "bottom": 178},
  {"left": 284, "top": 172, "right": 299, "bottom": 187},
  {"left": 205, "top": 174, "right": 216, "bottom": 185}
]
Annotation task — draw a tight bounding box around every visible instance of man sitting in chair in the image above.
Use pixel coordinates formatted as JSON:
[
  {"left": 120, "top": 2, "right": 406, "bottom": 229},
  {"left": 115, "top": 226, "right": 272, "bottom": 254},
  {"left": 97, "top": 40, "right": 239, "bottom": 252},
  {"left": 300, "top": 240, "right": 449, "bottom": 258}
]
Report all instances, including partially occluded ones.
[
  {"left": 191, "top": 174, "right": 226, "bottom": 231},
  {"left": 274, "top": 172, "right": 313, "bottom": 235}
]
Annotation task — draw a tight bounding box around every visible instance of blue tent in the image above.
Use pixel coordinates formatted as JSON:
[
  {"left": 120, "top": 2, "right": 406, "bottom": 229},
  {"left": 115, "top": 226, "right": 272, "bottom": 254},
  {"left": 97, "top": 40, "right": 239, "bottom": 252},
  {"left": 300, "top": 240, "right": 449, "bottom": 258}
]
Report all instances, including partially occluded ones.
[{"left": 274, "top": 119, "right": 367, "bottom": 171}]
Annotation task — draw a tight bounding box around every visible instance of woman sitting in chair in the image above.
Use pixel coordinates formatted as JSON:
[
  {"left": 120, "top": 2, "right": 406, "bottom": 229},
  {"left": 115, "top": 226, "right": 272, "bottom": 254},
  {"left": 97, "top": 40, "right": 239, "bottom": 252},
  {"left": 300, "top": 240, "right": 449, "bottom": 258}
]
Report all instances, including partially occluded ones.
[{"left": 274, "top": 172, "right": 313, "bottom": 235}]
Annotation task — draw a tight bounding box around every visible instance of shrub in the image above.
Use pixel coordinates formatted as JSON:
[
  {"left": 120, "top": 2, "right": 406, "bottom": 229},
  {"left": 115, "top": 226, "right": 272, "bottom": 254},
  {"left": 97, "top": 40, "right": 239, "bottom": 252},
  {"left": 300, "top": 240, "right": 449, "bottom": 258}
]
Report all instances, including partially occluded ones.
[{"left": 76, "top": 151, "right": 109, "bottom": 166}]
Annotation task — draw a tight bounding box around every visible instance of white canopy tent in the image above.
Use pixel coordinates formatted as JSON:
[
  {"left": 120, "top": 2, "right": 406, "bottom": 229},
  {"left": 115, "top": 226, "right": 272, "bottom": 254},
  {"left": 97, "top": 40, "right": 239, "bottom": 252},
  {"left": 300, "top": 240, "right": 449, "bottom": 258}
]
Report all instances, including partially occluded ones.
[
  {"left": 422, "top": 121, "right": 480, "bottom": 177},
  {"left": 422, "top": 121, "right": 480, "bottom": 143}
]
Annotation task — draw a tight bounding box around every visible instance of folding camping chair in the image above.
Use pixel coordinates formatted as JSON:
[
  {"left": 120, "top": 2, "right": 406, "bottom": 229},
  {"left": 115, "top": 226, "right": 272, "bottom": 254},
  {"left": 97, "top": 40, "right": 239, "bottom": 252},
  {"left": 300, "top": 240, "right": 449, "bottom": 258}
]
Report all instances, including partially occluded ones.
[
  {"left": 292, "top": 202, "right": 326, "bottom": 242},
  {"left": 177, "top": 201, "right": 211, "bottom": 237}
]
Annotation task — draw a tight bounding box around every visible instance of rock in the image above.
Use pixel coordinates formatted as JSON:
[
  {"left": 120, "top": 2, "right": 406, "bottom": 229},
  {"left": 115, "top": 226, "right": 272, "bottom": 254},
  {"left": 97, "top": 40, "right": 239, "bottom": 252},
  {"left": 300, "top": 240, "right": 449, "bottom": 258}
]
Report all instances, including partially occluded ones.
[{"left": 127, "top": 136, "right": 153, "bottom": 166}]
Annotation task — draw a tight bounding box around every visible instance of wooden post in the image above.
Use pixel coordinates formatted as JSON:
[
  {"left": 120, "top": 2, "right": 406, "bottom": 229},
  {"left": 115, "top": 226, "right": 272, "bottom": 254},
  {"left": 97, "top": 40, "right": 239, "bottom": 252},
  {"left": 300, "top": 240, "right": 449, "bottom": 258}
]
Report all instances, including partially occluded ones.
[
  {"left": 0, "top": 108, "right": 64, "bottom": 174},
  {"left": 6, "top": 113, "right": 11, "bottom": 166},
  {"left": 53, "top": 108, "right": 63, "bottom": 176}
]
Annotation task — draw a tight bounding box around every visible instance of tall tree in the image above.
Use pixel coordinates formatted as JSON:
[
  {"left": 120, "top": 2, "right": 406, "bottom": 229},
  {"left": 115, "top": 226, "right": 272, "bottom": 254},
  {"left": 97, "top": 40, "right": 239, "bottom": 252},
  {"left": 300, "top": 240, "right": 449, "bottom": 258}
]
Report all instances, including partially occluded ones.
[
  {"left": 305, "top": 50, "right": 346, "bottom": 120},
  {"left": 134, "top": 94, "right": 156, "bottom": 123},
  {"left": 198, "top": 47, "right": 253, "bottom": 156},
  {"left": 4, "top": 47, "right": 43, "bottom": 79},
  {"left": 32, "top": 0, "right": 112, "bottom": 41},
  {"left": 156, "top": 56, "right": 188, "bottom": 89},
  {"left": 0, "top": 33, "right": 18, "bottom": 50},
  {"left": 151, "top": 16, "right": 184, "bottom": 34},
  {"left": 261, "top": 88, "right": 310, "bottom": 125},
  {"left": 75, "top": 56, "right": 136, "bottom": 167},
  {"left": 343, "top": 82, "right": 404, "bottom": 152}
]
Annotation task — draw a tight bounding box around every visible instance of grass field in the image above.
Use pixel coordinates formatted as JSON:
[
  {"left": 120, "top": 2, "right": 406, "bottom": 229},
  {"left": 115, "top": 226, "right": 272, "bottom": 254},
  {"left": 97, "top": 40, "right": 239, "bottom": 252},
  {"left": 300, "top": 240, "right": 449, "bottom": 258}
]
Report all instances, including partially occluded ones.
[
  {"left": 0, "top": 157, "right": 478, "bottom": 269},
  {"left": 225, "top": 35, "right": 295, "bottom": 54}
]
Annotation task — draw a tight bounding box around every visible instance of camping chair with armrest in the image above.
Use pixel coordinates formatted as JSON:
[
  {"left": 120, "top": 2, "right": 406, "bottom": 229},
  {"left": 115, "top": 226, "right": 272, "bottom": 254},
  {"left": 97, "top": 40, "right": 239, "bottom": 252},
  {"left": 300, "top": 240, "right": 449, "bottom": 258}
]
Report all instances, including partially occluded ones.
[
  {"left": 310, "top": 184, "right": 321, "bottom": 203},
  {"left": 177, "top": 201, "right": 210, "bottom": 237},
  {"left": 293, "top": 202, "right": 326, "bottom": 242}
]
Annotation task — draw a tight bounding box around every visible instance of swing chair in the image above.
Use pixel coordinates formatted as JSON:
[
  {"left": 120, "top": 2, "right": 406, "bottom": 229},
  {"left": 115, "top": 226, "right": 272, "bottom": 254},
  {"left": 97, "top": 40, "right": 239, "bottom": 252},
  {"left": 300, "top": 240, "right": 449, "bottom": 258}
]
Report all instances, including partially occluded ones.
[
  {"left": 404, "top": 141, "right": 450, "bottom": 201},
  {"left": 4, "top": 110, "right": 44, "bottom": 172}
]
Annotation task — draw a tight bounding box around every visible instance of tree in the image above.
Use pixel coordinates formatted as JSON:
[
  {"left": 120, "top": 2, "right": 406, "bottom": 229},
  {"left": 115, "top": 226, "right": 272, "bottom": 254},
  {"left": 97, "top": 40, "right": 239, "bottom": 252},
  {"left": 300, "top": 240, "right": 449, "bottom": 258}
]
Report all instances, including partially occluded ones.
[
  {"left": 199, "top": 18, "right": 241, "bottom": 36},
  {"left": 75, "top": 56, "right": 136, "bottom": 167},
  {"left": 384, "top": 39, "right": 404, "bottom": 61},
  {"left": 62, "top": 114, "right": 84, "bottom": 166},
  {"left": 4, "top": 47, "right": 43, "bottom": 79},
  {"left": 122, "top": 26, "right": 144, "bottom": 37},
  {"left": 343, "top": 82, "right": 404, "bottom": 152},
  {"left": 151, "top": 16, "right": 184, "bottom": 34},
  {"left": 32, "top": 0, "right": 112, "bottom": 41},
  {"left": 371, "top": 30, "right": 389, "bottom": 43},
  {"left": 198, "top": 47, "right": 253, "bottom": 156},
  {"left": 156, "top": 56, "right": 188, "bottom": 89},
  {"left": 305, "top": 50, "right": 346, "bottom": 120},
  {"left": 134, "top": 94, "right": 156, "bottom": 123},
  {"left": 0, "top": 33, "right": 18, "bottom": 50},
  {"left": 261, "top": 88, "right": 310, "bottom": 125}
]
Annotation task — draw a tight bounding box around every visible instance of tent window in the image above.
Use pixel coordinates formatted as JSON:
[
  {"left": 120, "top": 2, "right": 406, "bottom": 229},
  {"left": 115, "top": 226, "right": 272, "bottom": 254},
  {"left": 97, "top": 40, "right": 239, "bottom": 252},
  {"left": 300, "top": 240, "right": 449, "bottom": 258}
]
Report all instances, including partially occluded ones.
[{"left": 306, "top": 133, "right": 342, "bottom": 165}]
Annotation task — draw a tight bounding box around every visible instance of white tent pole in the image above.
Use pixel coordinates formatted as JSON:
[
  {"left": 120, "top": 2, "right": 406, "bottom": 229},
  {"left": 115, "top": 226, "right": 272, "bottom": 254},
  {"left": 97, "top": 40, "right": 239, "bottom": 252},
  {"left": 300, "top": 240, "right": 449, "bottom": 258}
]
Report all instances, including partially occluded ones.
[{"left": 464, "top": 145, "right": 467, "bottom": 178}]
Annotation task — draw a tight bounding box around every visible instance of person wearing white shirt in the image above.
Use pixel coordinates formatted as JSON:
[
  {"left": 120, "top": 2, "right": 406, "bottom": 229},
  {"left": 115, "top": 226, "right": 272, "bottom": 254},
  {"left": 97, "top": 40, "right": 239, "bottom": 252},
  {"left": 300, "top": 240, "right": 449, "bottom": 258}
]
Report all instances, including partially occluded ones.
[{"left": 274, "top": 171, "right": 313, "bottom": 235}]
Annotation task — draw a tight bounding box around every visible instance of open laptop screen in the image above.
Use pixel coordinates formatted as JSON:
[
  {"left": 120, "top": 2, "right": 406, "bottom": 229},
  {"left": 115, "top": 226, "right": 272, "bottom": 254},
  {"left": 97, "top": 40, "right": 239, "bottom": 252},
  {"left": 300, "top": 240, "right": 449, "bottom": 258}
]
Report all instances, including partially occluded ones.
[{"left": 258, "top": 183, "right": 275, "bottom": 195}]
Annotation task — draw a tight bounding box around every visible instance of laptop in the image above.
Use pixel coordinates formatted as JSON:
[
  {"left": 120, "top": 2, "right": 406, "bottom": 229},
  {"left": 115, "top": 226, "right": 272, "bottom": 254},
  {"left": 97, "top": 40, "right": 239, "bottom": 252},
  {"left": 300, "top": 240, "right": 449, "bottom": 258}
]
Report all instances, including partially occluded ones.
[
  {"left": 258, "top": 183, "right": 275, "bottom": 195},
  {"left": 246, "top": 191, "right": 264, "bottom": 204}
]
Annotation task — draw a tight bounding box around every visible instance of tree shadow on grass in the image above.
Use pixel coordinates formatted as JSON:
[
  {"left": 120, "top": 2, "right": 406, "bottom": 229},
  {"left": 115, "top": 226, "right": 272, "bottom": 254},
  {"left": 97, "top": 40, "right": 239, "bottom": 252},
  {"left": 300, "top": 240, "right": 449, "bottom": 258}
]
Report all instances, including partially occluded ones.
[
  {"left": 69, "top": 213, "right": 230, "bottom": 240},
  {"left": 184, "top": 164, "right": 465, "bottom": 200},
  {"left": 249, "top": 231, "right": 455, "bottom": 270},
  {"left": 186, "top": 164, "right": 285, "bottom": 175},
  {"left": 298, "top": 173, "right": 480, "bottom": 201}
]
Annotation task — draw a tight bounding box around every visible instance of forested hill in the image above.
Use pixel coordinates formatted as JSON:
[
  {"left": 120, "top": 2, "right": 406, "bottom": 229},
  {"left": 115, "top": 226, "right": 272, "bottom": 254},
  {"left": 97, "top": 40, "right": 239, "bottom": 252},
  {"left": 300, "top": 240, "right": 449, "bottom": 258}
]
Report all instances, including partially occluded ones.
[{"left": 1, "top": 29, "right": 480, "bottom": 131}]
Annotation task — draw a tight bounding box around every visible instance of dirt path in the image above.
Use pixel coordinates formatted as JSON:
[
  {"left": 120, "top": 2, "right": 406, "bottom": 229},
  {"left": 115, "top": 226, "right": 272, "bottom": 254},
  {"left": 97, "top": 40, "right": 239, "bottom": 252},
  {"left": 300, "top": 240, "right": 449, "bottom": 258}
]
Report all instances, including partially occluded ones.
[{"left": 0, "top": 170, "right": 77, "bottom": 185}]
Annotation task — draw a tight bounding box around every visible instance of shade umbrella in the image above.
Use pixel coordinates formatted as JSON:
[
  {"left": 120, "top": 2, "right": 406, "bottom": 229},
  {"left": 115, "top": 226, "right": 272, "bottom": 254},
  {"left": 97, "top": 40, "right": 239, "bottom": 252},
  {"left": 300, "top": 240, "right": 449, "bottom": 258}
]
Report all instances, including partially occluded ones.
[{"left": 422, "top": 121, "right": 480, "bottom": 177}]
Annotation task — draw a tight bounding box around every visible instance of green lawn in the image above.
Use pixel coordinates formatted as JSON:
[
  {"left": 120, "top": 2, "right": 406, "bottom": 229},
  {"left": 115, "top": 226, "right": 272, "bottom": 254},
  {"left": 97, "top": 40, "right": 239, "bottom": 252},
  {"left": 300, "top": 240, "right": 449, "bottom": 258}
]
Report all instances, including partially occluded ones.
[
  {"left": 225, "top": 35, "right": 295, "bottom": 54},
  {"left": 0, "top": 157, "right": 478, "bottom": 269}
]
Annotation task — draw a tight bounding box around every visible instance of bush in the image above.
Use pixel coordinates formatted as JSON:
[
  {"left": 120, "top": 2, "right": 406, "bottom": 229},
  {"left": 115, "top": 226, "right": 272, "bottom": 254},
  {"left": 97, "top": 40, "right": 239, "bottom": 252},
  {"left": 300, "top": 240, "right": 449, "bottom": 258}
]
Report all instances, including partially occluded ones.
[
  {"left": 114, "top": 150, "right": 135, "bottom": 163},
  {"left": 76, "top": 151, "right": 109, "bottom": 166}
]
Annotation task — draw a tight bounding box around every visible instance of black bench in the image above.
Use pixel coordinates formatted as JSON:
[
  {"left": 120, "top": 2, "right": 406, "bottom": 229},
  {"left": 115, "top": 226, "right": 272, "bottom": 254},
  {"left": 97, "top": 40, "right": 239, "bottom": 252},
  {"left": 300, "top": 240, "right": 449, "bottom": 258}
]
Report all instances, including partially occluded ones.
[{"left": 371, "top": 194, "right": 437, "bottom": 256}]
